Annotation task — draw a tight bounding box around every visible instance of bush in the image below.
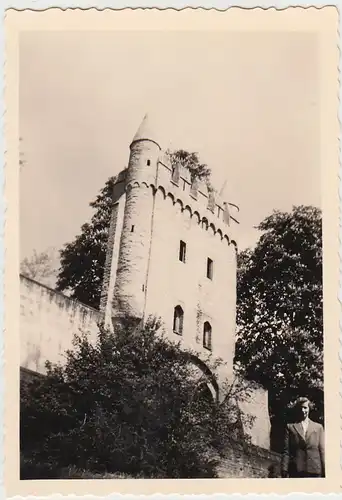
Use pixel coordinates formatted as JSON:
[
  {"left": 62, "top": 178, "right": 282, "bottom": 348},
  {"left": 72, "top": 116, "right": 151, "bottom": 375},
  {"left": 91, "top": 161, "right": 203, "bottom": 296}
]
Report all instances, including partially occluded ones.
[{"left": 21, "top": 317, "right": 250, "bottom": 478}]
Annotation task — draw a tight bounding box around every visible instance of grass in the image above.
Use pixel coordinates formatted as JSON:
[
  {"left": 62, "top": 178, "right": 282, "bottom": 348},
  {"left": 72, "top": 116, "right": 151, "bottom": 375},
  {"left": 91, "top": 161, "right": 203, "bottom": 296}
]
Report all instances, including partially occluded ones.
[{"left": 20, "top": 456, "right": 139, "bottom": 480}]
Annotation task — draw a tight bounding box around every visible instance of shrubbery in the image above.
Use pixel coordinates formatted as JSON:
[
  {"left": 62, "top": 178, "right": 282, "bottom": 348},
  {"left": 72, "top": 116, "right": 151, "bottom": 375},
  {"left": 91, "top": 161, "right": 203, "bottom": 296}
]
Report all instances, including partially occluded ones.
[{"left": 21, "top": 317, "right": 251, "bottom": 479}]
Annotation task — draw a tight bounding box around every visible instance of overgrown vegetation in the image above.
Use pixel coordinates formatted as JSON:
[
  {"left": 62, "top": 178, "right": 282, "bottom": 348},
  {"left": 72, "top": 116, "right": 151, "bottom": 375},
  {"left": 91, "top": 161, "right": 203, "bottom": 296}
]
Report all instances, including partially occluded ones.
[
  {"left": 166, "top": 149, "right": 212, "bottom": 184},
  {"left": 21, "top": 317, "right": 251, "bottom": 479}
]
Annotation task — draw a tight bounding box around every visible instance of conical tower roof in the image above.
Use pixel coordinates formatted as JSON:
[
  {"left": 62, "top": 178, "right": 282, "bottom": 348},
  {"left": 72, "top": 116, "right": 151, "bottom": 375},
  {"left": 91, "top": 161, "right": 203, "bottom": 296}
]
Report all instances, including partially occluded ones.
[{"left": 130, "top": 113, "right": 161, "bottom": 150}]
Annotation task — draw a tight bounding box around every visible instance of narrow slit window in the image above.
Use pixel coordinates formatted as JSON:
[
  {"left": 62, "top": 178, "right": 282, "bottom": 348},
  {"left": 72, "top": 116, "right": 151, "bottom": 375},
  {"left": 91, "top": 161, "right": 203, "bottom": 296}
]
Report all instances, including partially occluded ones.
[
  {"left": 179, "top": 240, "right": 186, "bottom": 263},
  {"left": 173, "top": 306, "right": 184, "bottom": 335},
  {"left": 131, "top": 225, "right": 135, "bottom": 232},
  {"left": 203, "top": 322, "right": 212, "bottom": 351},
  {"left": 147, "top": 159, "right": 151, "bottom": 166},
  {"left": 207, "top": 258, "right": 213, "bottom": 280}
]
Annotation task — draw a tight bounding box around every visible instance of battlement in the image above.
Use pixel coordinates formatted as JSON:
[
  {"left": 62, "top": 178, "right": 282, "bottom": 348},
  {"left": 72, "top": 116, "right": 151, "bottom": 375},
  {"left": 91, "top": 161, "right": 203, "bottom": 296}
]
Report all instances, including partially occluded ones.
[
  {"left": 158, "top": 151, "right": 239, "bottom": 224},
  {"left": 114, "top": 151, "right": 240, "bottom": 246}
]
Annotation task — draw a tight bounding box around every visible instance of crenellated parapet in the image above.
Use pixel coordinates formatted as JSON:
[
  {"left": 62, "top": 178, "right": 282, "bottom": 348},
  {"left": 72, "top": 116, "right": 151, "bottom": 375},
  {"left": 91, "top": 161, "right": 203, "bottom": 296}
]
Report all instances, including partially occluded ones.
[
  {"left": 159, "top": 151, "right": 239, "bottom": 228},
  {"left": 114, "top": 150, "right": 240, "bottom": 249}
]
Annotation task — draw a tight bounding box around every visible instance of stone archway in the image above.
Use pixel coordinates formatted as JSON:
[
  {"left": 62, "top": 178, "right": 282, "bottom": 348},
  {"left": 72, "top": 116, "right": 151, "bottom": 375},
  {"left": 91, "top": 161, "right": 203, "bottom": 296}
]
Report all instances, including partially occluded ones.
[{"left": 186, "top": 353, "right": 220, "bottom": 404}]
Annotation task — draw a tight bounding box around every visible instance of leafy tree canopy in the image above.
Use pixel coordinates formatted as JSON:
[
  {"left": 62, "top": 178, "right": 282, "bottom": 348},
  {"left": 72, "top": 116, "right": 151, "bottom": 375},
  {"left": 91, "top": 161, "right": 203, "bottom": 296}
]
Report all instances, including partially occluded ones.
[
  {"left": 56, "top": 176, "right": 115, "bottom": 307},
  {"left": 167, "top": 149, "right": 211, "bottom": 184},
  {"left": 235, "top": 205, "right": 323, "bottom": 425},
  {"left": 56, "top": 150, "right": 211, "bottom": 308},
  {"left": 21, "top": 318, "right": 250, "bottom": 479}
]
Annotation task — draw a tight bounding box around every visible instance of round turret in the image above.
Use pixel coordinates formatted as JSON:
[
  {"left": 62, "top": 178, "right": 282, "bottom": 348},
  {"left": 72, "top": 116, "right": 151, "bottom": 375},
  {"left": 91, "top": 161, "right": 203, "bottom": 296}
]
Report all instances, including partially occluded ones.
[{"left": 113, "top": 114, "right": 161, "bottom": 319}]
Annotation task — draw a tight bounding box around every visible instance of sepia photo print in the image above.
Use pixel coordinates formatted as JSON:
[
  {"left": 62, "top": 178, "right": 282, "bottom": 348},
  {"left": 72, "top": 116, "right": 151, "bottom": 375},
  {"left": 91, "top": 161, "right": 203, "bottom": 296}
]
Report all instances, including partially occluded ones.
[{"left": 4, "top": 6, "right": 340, "bottom": 496}]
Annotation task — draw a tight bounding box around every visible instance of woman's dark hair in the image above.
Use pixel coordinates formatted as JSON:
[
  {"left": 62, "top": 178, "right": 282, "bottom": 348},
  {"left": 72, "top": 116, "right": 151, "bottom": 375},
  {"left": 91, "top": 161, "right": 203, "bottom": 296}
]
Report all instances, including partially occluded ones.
[{"left": 293, "top": 397, "right": 312, "bottom": 409}]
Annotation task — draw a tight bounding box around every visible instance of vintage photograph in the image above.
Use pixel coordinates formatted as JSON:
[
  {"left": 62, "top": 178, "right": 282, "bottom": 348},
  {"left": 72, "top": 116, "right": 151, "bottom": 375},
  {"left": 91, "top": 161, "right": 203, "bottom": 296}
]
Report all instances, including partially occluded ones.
[{"left": 4, "top": 6, "right": 340, "bottom": 496}]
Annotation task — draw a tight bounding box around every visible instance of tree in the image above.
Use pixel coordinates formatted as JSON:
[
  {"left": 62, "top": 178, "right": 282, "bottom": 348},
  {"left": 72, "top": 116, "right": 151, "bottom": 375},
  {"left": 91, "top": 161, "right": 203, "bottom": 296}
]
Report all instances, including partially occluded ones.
[
  {"left": 20, "top": 247, "right": 59, "bottom": 288},
  {"left": 234, "top": 205, "right": 323, "bottom": 446},
  {"left": 167, "top": 149, "right": 211, "bottom": 184},
  {"left": 21, "top": 317, "right": 250, "bottom": 479},
  {"left": 56, "top": 177, "right": 115, "bottom": 307},
  {"left": 56, "top": 150, "right": 212, "bottom": 308}
]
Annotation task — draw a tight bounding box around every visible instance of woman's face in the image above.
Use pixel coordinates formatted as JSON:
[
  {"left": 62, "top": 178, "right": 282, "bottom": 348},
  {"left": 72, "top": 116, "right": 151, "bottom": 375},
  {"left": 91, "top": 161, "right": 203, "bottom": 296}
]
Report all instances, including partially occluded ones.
[{"left": 299, "top": 401, "right": 310, "bottom": 420}]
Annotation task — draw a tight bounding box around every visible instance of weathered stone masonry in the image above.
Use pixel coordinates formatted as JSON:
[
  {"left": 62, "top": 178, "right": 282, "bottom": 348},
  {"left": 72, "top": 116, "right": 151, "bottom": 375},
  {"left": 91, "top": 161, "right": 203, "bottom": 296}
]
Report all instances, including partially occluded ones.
[{"left": 20, "top": 275, "right": 100, "bottom": 374}]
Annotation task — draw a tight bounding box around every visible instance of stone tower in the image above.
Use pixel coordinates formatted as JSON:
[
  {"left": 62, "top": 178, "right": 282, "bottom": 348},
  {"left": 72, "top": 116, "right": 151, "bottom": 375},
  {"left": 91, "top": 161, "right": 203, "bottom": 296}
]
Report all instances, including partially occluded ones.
[
  {"left": 101, "top": 114, "right": 240, "bottom": 396},
  {"left": 112, "top": 114, "right": 161, "bottom": 320}
]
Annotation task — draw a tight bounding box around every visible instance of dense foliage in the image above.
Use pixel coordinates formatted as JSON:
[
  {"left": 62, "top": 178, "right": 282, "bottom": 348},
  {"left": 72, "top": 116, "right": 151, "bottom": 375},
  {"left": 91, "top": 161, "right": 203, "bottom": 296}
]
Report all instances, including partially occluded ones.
[
  {"left": 56, "top": 150, "right": 211, "bottom": 308},
  {"left": 235, "top": 206, "right": 323, "bottom": 435},
  {"left": 21, "top": 318, "right": 249, "bottom": 479},
  {"left": 167, "top": 149, "right": 211, "bottom": 183},
  {"left": 56, "top": 177, "right": 115, "bottom": 307}
]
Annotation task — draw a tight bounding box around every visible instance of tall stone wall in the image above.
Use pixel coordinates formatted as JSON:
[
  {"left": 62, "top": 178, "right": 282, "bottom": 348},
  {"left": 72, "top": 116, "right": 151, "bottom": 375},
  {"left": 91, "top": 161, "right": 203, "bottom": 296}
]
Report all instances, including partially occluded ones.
[
  {"left": 216, "top": 440, "right": 281, "bottom": 478},
  {"left": 102, "top": 152, "right": 239, "bottom": 382},
  {"left": 145, "top": 186, "right": 237, "bottom": 384},
  {"left": 238, "top": 380, "right": 271, "bottom": 450},
  {"left": 20, "top": 275, "right": 101, "bottom": 374}
]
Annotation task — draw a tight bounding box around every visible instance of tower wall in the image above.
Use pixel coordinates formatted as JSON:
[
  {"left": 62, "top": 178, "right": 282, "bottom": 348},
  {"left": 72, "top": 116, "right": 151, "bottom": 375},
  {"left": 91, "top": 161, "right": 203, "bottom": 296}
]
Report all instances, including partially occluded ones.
[
  {"left": 100, "top": 180, "right": 126, "bottom": 329},
  {"left": 112, "top": 140, "right": 160, "bottom": 319},
  {"left": 144, "top": 179, "right": 237, "bottom": 386}
]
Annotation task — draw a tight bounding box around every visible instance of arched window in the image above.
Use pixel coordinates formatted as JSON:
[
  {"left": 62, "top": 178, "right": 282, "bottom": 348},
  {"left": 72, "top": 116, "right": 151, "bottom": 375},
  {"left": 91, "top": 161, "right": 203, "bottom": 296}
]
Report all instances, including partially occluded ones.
[
  {"left": 203, "top": 322, "right": 212, "bottom": 350},
  {"left": 202, "top": 218, "right": 208, "bottom": 230},
  {"left": 173, "top": 305, "right": 184, "bottom": 335}
]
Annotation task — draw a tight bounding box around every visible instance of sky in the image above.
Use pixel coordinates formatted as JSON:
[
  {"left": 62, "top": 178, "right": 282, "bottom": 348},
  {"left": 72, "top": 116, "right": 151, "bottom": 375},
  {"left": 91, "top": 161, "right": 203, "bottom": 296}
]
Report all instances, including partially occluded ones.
[{"left": 19, "top": 29, "right": 320, "bottom": 262}]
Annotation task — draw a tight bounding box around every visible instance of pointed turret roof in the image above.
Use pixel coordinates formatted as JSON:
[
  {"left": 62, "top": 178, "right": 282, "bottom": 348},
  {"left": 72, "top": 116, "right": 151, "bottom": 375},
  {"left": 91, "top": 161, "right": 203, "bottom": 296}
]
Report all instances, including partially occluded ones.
[{"left": 130, "top": 113, "right": 161, "bottom": 150}]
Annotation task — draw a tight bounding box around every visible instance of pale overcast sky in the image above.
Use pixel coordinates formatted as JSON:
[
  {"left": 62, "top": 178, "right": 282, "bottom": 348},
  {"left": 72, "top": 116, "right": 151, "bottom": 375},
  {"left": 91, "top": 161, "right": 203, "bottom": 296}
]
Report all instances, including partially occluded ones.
[{"left": 19, "top": 30, "right": 320, "bottom": 261}]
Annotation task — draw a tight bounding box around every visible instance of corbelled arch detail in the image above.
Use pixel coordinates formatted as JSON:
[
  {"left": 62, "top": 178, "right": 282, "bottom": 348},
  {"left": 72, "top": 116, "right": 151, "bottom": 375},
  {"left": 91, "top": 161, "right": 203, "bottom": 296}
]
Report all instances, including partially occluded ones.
[{"left": 123, "top": 179, "right": 235, "bottom": 245}]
